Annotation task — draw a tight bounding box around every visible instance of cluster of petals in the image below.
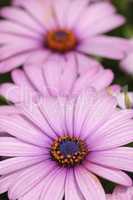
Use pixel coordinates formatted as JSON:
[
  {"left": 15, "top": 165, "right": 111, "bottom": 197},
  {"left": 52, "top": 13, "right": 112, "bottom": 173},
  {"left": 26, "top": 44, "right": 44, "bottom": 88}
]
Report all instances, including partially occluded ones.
[
  {"left": 0, "top": 55, "right": 113, "bottom": 104},
  {"left": 0, "top": 0, "right": 128, "bottom": 73}
]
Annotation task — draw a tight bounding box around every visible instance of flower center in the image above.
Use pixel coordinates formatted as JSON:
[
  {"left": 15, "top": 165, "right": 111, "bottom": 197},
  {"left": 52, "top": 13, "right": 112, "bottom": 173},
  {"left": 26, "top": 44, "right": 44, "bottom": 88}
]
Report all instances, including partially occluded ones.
[
  {"left": 50, "top": 136, "right": 88, "bottom": 167},
  {"left": 45, "top": 30, "right": 78, "bottom": 53}
]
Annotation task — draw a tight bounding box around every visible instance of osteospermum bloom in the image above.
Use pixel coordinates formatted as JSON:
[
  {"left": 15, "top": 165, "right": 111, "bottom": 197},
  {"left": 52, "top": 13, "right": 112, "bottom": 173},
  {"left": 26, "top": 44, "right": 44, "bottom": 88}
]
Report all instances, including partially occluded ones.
[
  {"left": 107, "top": 186, "right": 133, "bottom": 200},
  {"left": 0, "top": 89, "right": 133, "bottom": 199},
  {"left": 0, "top": 0, "right": 128, "bottom": 73},
  {"left": 0, "top": 55, "right": 113, "bottom": 104},
  {"left": 121, "top": 39, "right": 133, "bottom": 74}
]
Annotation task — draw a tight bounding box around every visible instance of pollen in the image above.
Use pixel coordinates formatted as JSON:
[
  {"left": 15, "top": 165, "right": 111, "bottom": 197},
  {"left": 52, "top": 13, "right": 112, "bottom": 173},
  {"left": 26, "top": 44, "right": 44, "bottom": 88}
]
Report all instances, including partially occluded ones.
[
  {"left": 45, "top": 29, "right": 78, "bottom": 53},
  {"left": 50, "top": 136, "right": 88, "bottom": 167}
]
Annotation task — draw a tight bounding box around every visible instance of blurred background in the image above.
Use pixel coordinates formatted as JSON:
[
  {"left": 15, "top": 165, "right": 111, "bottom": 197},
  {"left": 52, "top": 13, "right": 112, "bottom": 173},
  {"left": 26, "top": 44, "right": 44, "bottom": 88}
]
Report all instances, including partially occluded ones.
[{"left": 0, "top": 0, "right": 133, "bottom": 199}]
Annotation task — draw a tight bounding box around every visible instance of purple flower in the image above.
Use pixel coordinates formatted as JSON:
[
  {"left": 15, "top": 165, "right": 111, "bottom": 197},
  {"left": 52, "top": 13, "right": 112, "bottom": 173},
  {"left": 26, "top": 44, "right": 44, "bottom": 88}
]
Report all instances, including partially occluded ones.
[
  {"left": 0, "top": 56, "right": 113, "bottom": 104},
  {"left": 0, "top": 0, "right": 128, "bottom": 73},
  {"left": 107, "top": 186, "right": 133, "bottom": 200},
  {"left": 0, "top": 89, "right": 133, "bottom": 199}
]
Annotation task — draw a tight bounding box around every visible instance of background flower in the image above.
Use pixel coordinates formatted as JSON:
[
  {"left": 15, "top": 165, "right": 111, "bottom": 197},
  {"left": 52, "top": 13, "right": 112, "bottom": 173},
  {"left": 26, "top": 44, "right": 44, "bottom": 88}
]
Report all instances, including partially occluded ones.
[
  {"left": 0, "top": 55, "right": 113, "bottom": 104},
  {"left": 0, "top": 0, "right": 128, "bottom": 73}
]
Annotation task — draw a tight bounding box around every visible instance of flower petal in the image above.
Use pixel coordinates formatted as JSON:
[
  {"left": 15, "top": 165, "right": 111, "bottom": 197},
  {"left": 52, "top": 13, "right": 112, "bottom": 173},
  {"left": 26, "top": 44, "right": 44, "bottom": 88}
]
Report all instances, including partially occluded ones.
[
  {"left": 0, "top": 137, "right": 45, "bottom": 157},
  {"left": 0, "top": 115, "right": 51, "bottom": 147},
  {"left": 88, "top": 147, "right": 133, "bottom": 172},
  {"left": 65, "top": 169, "right": 82, "bottom": 200},
  {"left": 0, "top": 156, "right": 44, "bottom": 175},
  {"left": 85, "top": 162, "right": 132, "bottom": 186},
  {"left": 75, "top": 167, "right": 106, "bottom": 200},
  {"left": 40, "top": 168, "right": 66, "bottom": 200},
  {"left": 78, "top": 36, "right": 128, "bottom": 60},
  {"left": 8, "top": 161, "right": 56, "bottom": 200}
]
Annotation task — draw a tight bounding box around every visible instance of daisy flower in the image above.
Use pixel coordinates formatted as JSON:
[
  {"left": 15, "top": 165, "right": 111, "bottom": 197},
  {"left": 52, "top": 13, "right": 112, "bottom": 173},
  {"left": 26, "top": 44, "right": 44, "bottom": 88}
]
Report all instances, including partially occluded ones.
[
  {"left": 0, "top": 89, "right": 133, "bottom": 199},
  {"left": 0, "top": 0, "right": 128, "bottom": 73},
  {"left": 0, "top": 55, "right": 113, "bottom": 104},
  {"left": 121, "top": 39, "right": 133, "bottom": 74},
  {"left": 107, "top": 186, "right": 133, "bottom": 200}
]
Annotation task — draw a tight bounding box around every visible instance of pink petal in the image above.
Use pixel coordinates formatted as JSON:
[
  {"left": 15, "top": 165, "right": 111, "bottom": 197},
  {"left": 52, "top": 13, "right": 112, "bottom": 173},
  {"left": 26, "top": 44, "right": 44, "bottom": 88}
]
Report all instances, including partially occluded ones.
[
  {"left": 73, "top": 88, "right": 97, "bottom": 136},
  {"left": 43, "top": 57, "right": 65, "bottom": 96},
  {"left": 0, "top": 137, "right": 45, "bottom": 157},
  {"left": 0, "top": 106, "right": 19, "bottom": 115},
  {"left": 24, "top": 64, "right": 49, "bottom": 96},
  {"left": 90, "top": 69, "right": 114, "bottom": 90},
  {"left": 18, "top": 103, "right": 56, "bottom": 139},
  {"left": 76, "top": 2, "right": 116, "bottom": 35},
  {"left": 78, "top": 36, "right": 128, "bottom": 59},
  {"left": 72, "top": 65, "right": 100, "bottom": 95},
  {"left": 81, "top": 92, "right": 117, "bottom": 139},
  {"left": 113, "top": 185, "right": 133, "bottom": 200},
  {"left": 75, "top": 167, "right": 106, "bottom": 200},
  {"left": 17, "top": 0, "right": 56, "bottom": 30},
  {"left": 0, "top": 170, "right": 24, "bottom": 194},
  {"left": 0, "top": 156, "right": 44, "bottom": 175},
  {"left": 8, "top": 161, "right": 56, "bottom": 200},
  {"left": 74, "top": 53, "right": 101, "bottom": 75},
  {"left": 85, "top": 162, "right": 132, "bottom": 186},
  {"left": 0, "top": 83, "right": 37, "bottom": 103},
  {"left": 0, "top": 115, "right": 51, "bottom": 147},
  {"left": 40, "top": 168, "right": 66, "bottom": 200},
  {"left": 19, "top": 179, "right": 46, "bottom": 200},
  {"left": 64, "top": 0, "right": 88, "bottom": 28},
  {"left": 0, "top": 6, "right": 44, "bottom": 33},
  {"left": 65, "top": 97, "right": 76, "bottom": 137},
  {"left": 11, "top": 69, "right": 35, "bottom": 91},
  {"left": 88, "top": 147, "right": 133, "bottom": 172},
  {"left": 38, "top": 98, "right": 66, "bottom": 136},
  {"left": 0, "top": 41, "right": 39, "bottom": 61},
  {"left": 81, "top": 15, "right": 125, "bottom": 37},
  {"left": 0, "top": 20, "right": 40, "bottom": 38},
  {"left": 24, "top": 49, "right": 50, "bottom": 66},
  {"left": 88, "top": 110, "right": 133, "bottom": 150},
  {"left": 121, "top": 52, "right": 133, "bottom": 74},
  {"left": 0, "top": 52, "right": 36, "bottom": 73},
  {"left": 65, "top": 169, "right": 81, "bottom": 200},
  {"left": 43, "top": 55, "right": 77, "bottom": 96},
  {"left": 52, "top": 0, "right": 70, "bottom": 27}
]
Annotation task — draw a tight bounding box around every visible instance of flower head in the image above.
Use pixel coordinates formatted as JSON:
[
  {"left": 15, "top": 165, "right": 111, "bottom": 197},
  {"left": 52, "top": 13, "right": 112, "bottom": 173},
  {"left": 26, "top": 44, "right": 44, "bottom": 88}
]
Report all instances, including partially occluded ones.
[
  {"left": 0, "top": 0, "right": 128, "bottom": 73},
  {"left": 0, "top": 89, "right": 133, "bottom": 199},
  {"left": 0, "top": 55, "right": 113, "bottom": 104}
]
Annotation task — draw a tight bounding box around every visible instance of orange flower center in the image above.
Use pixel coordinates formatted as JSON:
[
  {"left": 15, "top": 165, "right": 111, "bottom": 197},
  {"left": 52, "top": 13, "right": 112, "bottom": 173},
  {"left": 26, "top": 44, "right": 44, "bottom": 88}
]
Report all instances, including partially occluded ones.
[{"left": 45, "top": 30, "right": 78, "bottom": 53}]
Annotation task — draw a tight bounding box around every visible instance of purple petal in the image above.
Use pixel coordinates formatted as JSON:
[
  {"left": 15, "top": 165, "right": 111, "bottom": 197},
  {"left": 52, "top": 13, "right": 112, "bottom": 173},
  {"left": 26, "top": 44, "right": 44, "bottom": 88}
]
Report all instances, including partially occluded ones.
[
  {"left": 75, "top": 167, "right": 106, "bottom": 200},
  {"left": 85, "top": 162, "right": 132, "bottom": 186}
]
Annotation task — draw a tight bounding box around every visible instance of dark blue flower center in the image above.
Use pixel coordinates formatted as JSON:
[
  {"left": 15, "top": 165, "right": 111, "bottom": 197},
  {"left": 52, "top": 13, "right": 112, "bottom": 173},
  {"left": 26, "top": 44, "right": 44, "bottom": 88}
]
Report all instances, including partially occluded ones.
[
  {"left": 54, "top": 31, "right": 68, "bottom": 41},
  {"left": 59, "top": 141, "right": 79, "bottom": 156},
  {"left": 50, "top": 136, "right": 88, "bottom": 167}
]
